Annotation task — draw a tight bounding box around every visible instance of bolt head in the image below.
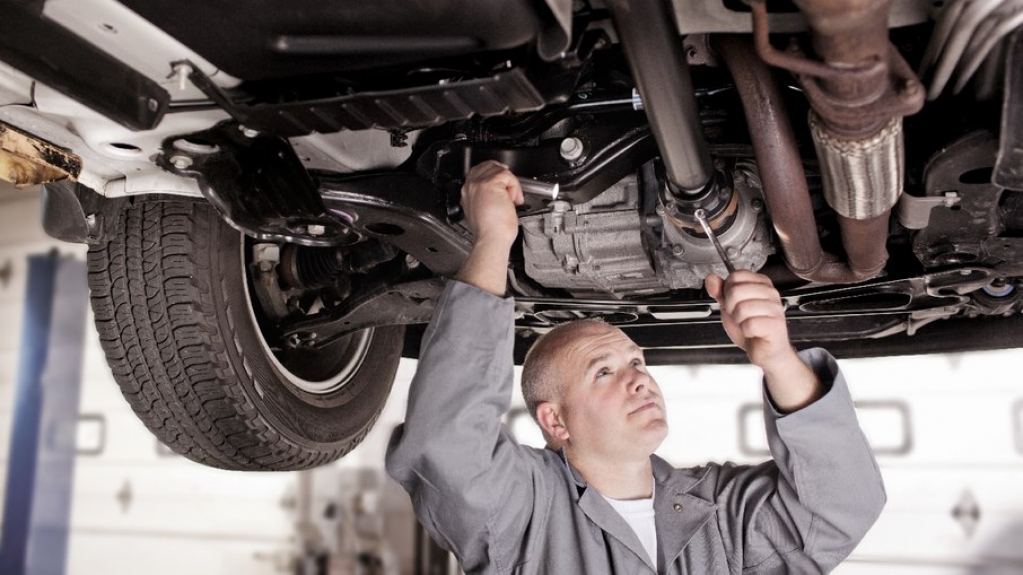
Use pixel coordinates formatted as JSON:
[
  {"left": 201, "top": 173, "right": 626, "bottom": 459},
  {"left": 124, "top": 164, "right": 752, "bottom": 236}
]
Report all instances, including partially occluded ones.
[
  {"left": 405, "top": 254, "right": 420, "bottom": 268},
  {"left": 559, "top": 137, "right": 584, "bottom": 161},
  {"left": 307, "top": 224, "right": 326, "bottom": 236},
  {"left": 671, "top": 245, "right": 684, "bottom": 256},
  {"left": 169, "top": 155, "right": 192, "bottom": 170},
  {"left": 726, "top": 247, "right": 739, "bottom": 258}
]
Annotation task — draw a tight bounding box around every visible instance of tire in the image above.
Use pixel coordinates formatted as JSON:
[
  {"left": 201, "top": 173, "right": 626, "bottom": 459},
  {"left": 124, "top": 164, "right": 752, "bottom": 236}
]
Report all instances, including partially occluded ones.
[{"left": 87, "top": 199, "right": 403, "bottom": 470}]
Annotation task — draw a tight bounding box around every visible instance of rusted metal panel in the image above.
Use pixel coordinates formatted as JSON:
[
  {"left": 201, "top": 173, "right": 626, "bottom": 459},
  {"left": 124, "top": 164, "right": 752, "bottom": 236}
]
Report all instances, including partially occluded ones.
[{"left": 0, "top": 122, "right": 81, "bottom": 188}]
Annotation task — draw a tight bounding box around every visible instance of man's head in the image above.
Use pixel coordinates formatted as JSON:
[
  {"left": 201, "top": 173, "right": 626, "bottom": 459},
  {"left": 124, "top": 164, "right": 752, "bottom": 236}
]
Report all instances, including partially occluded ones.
[{"left": 521, "top": 320, "right": 668, "bottom": 461}]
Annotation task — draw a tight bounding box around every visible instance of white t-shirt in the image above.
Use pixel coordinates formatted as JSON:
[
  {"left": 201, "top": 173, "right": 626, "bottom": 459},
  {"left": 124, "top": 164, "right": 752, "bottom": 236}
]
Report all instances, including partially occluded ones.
[{"left": 602, "top": 490, "right": 657, "bottom": 567}]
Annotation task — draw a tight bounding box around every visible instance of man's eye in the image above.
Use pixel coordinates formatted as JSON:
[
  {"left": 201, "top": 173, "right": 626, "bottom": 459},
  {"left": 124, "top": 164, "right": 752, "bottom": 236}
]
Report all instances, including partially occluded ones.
[
  {"left": 596, "top": 368, "right": 611, "bottom": 378},
  {"left": 631, "top": 358, "right": 644, "bottom": 367}
]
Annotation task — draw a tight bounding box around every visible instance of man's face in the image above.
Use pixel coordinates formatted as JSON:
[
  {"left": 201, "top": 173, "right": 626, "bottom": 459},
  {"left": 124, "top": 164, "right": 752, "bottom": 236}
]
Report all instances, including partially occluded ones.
[{"left": 551, "top": 322, "right": 668, "bottom": 461}]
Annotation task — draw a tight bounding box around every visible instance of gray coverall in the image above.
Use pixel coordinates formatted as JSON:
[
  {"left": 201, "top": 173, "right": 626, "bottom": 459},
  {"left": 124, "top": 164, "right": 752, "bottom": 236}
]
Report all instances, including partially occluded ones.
[{"left": 387, "top": 280, "right": 886, "bottom": 574}]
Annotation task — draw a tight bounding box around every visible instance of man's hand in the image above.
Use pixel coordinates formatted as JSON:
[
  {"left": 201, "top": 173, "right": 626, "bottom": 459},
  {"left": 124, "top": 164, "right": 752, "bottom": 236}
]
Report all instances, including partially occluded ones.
[
  {"left": 704, "top": 271, "right": 791, "bottom": 368},
  {"left": 454, "top": 161, "right": 524, "bottom": 296},
  {"left": 705, "top": 271, "right": 822, "bottom": 412},
  {"left": 460, "top": 160, "right": 524, "bottom": 248}
]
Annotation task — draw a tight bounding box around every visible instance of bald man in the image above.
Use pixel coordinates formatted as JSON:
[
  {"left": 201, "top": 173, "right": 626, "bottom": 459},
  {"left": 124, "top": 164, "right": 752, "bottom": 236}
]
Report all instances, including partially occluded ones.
[{"left": 386, "top": 161, "right": 885, "bottom": 574}]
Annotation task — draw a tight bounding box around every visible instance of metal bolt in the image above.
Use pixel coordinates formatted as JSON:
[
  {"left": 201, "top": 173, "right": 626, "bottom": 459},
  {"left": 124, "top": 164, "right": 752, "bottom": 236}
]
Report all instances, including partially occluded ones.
[
  {"left": 148, "top": 98, "right": 159, "bottom": 112},
  {"left": 258, "top": 261, "right": 274, "bottom": 272},
  {"left": 239, "top": 125, "right": 259, "bottom": 138},
  {"left": 726, "top": 247, "right": 739, "bottom": 258},
  {"left": 672, "top": 245, "right": 684, "bottom": 256},
  {"left": 307, "top": 224, "right": 325, "bottom": 236},
  {"left": 655, "top": 205, "right": 665, "bottom": 217},
  {"left": 171, "top": 62, "right": 193, "bottom": 91},
  {"left": 253, "top": 243, "right": 280, "bottom": 264},
  {"left": 631, "top": 88, "right": 644, "bottom": 111},
  {"left": 405, "top": 254, "right": 420, "bottom": 269},
  {"left": 664, "top": 201, "right": 676, "bottom": 212},
  {"left": 559, "top": 137, "right": 585, "bottom": 161},
  {"left": 551, "top": 200, "right": 572, "bottom": 213},
  {"left": 169, "top": 155, "right": 192, "bottom": 169},
  {"left": 750, "top": 198, "right": 764, "bottom": 212}
]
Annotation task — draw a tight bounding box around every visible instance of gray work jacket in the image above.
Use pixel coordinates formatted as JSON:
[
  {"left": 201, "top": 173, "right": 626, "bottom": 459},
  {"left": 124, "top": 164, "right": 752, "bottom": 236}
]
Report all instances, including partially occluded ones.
[{"left": 386, "top": 281, "right": 886, "bottom": 574}]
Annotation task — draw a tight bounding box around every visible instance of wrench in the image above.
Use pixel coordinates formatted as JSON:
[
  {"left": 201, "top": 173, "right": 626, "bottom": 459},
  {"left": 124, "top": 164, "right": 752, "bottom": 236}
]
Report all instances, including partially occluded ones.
[{"left": 693, "top": 208, "right": 735, "bottom": 274}]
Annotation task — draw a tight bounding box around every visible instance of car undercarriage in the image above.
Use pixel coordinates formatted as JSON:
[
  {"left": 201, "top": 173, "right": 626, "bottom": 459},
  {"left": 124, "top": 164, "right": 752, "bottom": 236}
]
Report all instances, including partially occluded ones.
[{"left": 2, "top": 0, "right": 1022, "bottom": 469}]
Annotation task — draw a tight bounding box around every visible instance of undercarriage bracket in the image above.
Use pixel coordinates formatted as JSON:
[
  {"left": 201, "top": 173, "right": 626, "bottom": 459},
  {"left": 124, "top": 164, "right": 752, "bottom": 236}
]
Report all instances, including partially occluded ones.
[{"left": 159, "top": 122, "right": 352, "bottom": 247}]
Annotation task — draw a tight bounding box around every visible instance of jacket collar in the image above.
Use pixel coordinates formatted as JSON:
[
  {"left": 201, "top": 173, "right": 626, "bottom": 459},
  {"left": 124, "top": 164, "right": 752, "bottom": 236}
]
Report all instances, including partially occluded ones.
[
  {"left": 553, "top": 448, "right": 709, "bottom": 494},
  {"left": 552, "top": 450, "right": 719, "bottom": 572},
  {"left": 651, "top": 455, "right": 719, "bottom": 570}
]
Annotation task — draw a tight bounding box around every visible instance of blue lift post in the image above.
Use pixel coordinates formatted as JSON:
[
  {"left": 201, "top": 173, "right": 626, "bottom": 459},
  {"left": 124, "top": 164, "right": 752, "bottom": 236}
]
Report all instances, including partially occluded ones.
[{"left": 0, "top": 251, "right": 89, "bottom": 575}]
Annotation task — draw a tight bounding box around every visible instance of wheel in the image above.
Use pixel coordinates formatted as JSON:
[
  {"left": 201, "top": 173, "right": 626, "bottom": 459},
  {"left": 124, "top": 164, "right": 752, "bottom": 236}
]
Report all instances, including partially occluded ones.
[{"left": 87, "top": 199, "right": 403, "bottom": 470}]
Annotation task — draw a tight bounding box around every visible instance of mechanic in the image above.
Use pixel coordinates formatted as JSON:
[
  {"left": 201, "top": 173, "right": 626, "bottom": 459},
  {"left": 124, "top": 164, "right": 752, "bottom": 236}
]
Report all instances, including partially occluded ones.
[{"left": 386, "top": 160, "right": 886, "bottom": 574}]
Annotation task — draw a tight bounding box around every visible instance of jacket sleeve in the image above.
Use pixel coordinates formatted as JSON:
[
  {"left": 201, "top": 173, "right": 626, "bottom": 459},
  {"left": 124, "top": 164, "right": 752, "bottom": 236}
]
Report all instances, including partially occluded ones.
[
  {"left": 385, "top": 280, "right": 547, "bottom": 573},
  {"left": 714, "top": 348, "right": 886, "bottom": 573}
]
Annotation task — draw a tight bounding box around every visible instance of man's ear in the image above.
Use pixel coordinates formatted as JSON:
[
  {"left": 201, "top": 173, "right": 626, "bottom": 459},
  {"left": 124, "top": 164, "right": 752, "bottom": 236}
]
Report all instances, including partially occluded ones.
[{"left": 536, "top": 401, "right": 569, "bottom": 442}]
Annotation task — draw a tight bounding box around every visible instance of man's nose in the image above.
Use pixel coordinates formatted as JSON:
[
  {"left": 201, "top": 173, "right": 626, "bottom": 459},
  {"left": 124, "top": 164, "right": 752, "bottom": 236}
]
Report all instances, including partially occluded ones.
[{"left": 627, "top": 368, "right": 649, "bottom": 393}]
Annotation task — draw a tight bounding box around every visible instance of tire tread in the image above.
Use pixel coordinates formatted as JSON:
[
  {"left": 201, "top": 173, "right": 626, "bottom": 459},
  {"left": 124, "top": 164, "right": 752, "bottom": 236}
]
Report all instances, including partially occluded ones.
[{"left": 87, "top": 200, "right": 383, "bottom": 470}]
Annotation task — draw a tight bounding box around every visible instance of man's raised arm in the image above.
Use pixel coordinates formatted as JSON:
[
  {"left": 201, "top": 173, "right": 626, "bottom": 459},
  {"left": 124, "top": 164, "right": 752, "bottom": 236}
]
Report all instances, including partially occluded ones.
[
  {"left": 705, "top": 270, "right": 885, "bottom": 572},
  {"left": 705, "top": 270, "right": 822, "bottom": 412},
  {"left": 385, "top": 162, "right": 542, "bottom": 572}
]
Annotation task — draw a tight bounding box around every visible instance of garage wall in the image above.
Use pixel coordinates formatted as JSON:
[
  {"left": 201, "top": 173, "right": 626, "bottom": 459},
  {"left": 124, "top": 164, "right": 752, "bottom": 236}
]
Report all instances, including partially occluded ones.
[{"left": 0, "top": 185, "right": 87, "bottom": 528}]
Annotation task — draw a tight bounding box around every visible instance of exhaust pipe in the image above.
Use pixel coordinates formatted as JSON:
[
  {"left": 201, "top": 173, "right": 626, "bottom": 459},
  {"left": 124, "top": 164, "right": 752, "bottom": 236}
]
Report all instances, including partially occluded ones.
[
  {"left": 743, "top": 0, "right": 923, "bottom": 283},
  {"left": 714, "top": 35, "right": 888, "bottom": 282}
]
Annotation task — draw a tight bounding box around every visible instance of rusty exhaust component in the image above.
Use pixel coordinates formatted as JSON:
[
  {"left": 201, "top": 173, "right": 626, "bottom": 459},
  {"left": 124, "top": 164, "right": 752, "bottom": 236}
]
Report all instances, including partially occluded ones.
[
  {"left": 714, "top": 35, "right": 886, "bottom": 282},
  {"left": 740, "top": 0, "right": 924, "bottom": 283},
  {"left": 0, "top": 122, "right": 81, "bottom": 188},
  {"left": 750, "top": 0, "right": 923, "bottom": 138}
]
